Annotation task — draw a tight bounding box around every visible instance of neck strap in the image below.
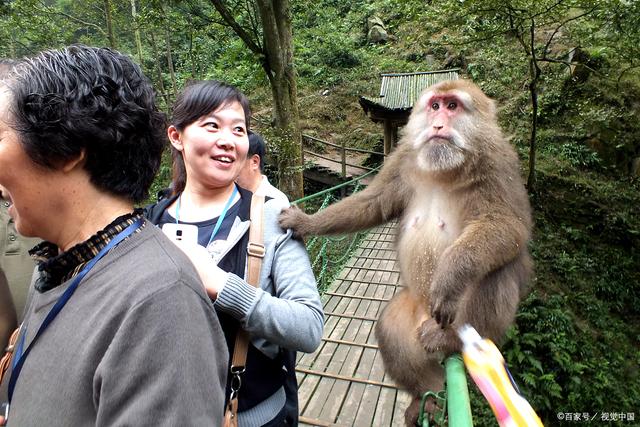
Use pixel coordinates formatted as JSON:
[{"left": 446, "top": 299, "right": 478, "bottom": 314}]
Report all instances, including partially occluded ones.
[{"left": 8, "top": 218, "right": 144, "bottom": 403}]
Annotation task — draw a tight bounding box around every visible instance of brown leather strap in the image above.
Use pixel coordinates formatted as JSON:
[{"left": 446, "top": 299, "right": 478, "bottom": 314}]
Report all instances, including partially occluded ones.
[
  {"left": 223, "top": 397, "right": 239, "bottom": 427},
  {"left": 0, "top": 327, "right": 20, "bottom": 386},
  {"left": 230, "top": 195, "right": 265, "bottom": 371}
]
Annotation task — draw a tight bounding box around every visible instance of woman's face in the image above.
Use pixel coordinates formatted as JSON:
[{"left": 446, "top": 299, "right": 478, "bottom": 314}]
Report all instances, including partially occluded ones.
[
  {"left": 0, "top": 88, "right": 62, "bottom": 238},
  {"left": 170, "top": 100, "right": 249, "bottom": 190}
]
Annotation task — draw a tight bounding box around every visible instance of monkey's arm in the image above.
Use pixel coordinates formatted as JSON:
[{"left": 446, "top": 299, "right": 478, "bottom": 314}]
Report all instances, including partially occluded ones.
[
  {"left": 430, "top": 212, "right": 531, "bottom": 326},
  {"left": 279, "top": 145, "right": 413, "bottom": 237}
]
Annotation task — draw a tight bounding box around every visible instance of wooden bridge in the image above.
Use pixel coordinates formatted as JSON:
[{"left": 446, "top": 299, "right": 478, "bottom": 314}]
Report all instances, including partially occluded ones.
[
  {"left": 295, "top": 221, "right": 413, "bottom": 426},
  {"left": 302, "top": 134, "right": 383, "bottom": 187}
]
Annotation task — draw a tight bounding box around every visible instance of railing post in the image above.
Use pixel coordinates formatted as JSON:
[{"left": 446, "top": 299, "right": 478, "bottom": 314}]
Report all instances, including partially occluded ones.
[
  {"left": 341, "top": 140, "right": 347, "bottom": 178},
  {"left": 445, "top": 354, "right": 473, "bottom": 427}
]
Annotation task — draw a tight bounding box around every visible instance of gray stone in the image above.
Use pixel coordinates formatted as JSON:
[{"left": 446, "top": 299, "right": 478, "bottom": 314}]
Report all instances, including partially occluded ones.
[{"left": 368, "top": 25, "right": 388, "bottom": 43}]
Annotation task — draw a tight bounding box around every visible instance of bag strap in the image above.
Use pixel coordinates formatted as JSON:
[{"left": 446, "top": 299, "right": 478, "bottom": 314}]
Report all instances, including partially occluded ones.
[
  {"left": 227, "top": 194, "right": 265, "bottom": 406},
  {"left": 0, "top": 327, "right": 20, "bottom": 386}
]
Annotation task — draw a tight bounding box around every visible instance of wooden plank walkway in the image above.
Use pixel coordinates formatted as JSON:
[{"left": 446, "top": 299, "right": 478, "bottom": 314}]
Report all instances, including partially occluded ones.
[{"left": 296, "top": 222, "right": 412, "bottom": 426}]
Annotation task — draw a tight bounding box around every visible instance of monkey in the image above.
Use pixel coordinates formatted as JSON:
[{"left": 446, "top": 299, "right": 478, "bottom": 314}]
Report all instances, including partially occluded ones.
[{"left": 279, "top": 79, "right": 533, "bottom": 426}]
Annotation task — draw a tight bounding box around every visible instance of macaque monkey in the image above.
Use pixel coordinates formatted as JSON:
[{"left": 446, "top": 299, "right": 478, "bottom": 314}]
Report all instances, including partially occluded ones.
[{"left": 279, "top": 79, "right": 533, "bottom": 425}]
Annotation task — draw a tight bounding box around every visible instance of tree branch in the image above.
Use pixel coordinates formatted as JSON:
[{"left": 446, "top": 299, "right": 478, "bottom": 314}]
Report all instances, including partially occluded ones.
[
  {"left": 542, "top": 5, "right": 598, "bottom": 58},
  {"left": 44, "top": 4, "right": 107, "bottom": 37},
  {"left": 209, "top": 0, "right": 263, "bottom": 55}
]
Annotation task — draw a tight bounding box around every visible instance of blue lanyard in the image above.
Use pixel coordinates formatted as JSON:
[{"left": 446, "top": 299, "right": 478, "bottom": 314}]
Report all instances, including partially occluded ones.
[
  {"left": 7, "top": 218, "right": 143, "bottom": 403},
  {"left": 175, "top": 185, "right": 238, "bottom": 247}
]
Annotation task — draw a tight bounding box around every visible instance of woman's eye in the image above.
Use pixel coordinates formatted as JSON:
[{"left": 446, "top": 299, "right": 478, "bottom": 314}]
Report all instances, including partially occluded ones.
[
  {"left": 234, "top": 126, "right": 246, "bottom": 134},
  {"left": 204, "top": 122, "right": 218, "bottom": 129}
]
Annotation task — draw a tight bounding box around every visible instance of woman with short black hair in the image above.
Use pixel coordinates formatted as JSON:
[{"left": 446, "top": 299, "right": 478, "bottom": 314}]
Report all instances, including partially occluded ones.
[
  {"left": 145, "top": 80, "right": 323, "bottom": 426},
  {"left": 0, "top": 46, "right": 228, "bottom": 426}
]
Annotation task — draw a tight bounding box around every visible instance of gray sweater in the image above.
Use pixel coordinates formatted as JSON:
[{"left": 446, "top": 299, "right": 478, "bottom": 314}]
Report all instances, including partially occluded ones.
[
  {"left": 0, "top": 223, "right": 228, "bottom": 426},
  {"left": 212, "top": 196, "right": 324, "bottom": 426}
]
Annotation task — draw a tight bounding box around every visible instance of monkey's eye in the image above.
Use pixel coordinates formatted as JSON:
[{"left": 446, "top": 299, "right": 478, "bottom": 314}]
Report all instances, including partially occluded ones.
[
  {"left": 431, "top": 102, "right": 440, "bottom": 110},
  {"left": 447, "top": 101, "right": 457, "bottom": 110}
]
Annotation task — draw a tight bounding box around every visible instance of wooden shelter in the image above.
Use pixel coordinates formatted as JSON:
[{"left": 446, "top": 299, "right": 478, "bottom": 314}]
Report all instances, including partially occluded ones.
[{"left": 359, "top": 69, "right": 460, "bottom": 155}]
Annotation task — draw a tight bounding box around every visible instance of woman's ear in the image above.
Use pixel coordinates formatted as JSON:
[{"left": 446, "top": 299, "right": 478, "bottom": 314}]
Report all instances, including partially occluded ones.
[
  {"left": 167, "top": 125, "right": 183, "bottom": 151},
  {"left": 61, "top": 149, "right": 86, "bottom": 173}
]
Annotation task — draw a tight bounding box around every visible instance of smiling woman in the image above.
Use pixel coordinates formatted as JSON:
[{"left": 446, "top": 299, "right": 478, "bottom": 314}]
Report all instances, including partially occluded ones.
[
  {"left": 144, "top": 81, "right": 323, "bottom": 427},
  {"left": 0, "top": 46, "right": 228, "bottom": 426}
]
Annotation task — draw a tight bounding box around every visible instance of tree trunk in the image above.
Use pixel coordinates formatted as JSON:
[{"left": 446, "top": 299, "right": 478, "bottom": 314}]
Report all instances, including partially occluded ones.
[
  {"left": 157, "top": 3, "right": 177, "bottom": 99},
  {"left": 164, "top": 27, "right": 178, "bottom": 99},
  {"left": 255, "top": 0, "right": 304, "bottom": 200},
  {"left": 8, "top": 37, "right": 16, "bottom": 58},
  {"left": 527, "top": 56, "right": 541, "bottom": 194},
  {"left": 130, "top": 0, "right": 144, "bottom": 65},
  {"left": 149, "top": 32, "right": 170, "bottom": 110},
  {"left": 188, "top": 15, "right": 197, "bottom": 78},
  {"left": 103, "top": 0, "right": 116, "bottom": 49}
]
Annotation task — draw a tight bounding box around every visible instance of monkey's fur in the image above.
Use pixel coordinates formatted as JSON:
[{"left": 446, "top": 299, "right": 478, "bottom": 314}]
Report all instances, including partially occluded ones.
[{"left": 279, "top": 80, "right": 532, "bottom": 424}]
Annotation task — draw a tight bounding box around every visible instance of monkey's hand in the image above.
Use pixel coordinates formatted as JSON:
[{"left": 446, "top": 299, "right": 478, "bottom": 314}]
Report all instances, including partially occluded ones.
[
  {"left": 429, "top": 278, "right": 460, "bottom": 328},
  {"left": 278, "top": 205, "right": 312, "bottom": 238},
  {"left": 418, "top": 319, "right": 462, "bottom": 355}
]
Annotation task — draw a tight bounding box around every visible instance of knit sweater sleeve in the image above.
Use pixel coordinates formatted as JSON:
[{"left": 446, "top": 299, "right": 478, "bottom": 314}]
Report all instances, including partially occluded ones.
[
  {"left": 93, "top": 282, "right": 228, "bottom": 427},
  {"left": 215, "top": 199, "right": 324, "bottom": 354}
]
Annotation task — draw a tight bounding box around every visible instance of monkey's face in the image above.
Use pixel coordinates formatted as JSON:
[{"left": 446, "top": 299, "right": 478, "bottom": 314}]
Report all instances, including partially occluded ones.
[{"left": 408, "top": 89, "right": 475, "bottom": 173}]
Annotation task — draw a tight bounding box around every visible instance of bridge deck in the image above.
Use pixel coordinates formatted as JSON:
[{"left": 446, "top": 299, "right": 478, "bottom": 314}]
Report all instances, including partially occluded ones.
[{"left": 296, "top": 223, "right": 411, "bottom": 426}]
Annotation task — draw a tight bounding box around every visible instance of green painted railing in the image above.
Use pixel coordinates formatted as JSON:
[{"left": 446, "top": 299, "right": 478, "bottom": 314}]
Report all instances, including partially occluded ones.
[{"left": 445, "top": 355, "right": 474, "bottom": 427}]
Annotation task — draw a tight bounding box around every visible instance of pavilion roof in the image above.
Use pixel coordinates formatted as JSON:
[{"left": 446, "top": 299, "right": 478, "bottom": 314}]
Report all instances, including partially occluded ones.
[{"left": 360, "top": 69, "right": 460, "bottom": 113}]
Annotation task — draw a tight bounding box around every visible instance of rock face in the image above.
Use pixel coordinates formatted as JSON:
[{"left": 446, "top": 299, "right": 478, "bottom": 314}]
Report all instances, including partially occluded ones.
[{"left": 367, "top": 16, "right": 388, "bottom": 43}]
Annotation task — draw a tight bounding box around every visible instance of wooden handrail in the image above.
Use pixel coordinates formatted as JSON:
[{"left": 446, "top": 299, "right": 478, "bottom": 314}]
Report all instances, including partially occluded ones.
[{"left": 302, "top": 134, "right": 384, "bottom": 178}]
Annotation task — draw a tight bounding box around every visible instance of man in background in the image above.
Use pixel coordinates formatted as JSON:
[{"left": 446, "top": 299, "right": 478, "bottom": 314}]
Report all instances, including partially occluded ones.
[
  {"left": 0, "top": 60, "right": 39, "bottom": 323},
  {"left": 0, "top": 268, "right": 15, "bottom": 355},
  {"left": 0, "top": 185, "right": 39, "bottom": 320},
  {"left": 236, "top": 131, "right": 290, "bottom": 203}
]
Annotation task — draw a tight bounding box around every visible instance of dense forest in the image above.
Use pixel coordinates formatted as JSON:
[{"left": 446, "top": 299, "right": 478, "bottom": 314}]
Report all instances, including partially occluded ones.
[{"left": 1, "top": 0, "right": 638, "bottom": 425}]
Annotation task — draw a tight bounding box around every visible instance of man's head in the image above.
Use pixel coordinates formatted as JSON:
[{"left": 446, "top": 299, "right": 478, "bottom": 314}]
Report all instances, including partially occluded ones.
[{"left": 236, "top": 131, "right": 266, "bottom": 192}]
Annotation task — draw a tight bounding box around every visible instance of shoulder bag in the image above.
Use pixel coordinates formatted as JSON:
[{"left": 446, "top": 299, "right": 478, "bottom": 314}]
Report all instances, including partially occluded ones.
[{"left": 223, "top": 194, "right": 265, "bottom": 427}]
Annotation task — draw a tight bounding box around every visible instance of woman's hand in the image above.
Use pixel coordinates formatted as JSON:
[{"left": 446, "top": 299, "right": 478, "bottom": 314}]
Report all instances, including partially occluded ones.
[{"left": 171, "top": 241, "right": 228, "bottom": 299}]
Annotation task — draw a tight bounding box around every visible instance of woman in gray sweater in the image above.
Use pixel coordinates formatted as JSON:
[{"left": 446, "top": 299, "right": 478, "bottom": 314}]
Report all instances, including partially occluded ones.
[
  {"left": 145, "top": 80, "right": 324, "bottom": 426},
  {"left": 0, "top": 46, "right": 228, "bottom": 426}
]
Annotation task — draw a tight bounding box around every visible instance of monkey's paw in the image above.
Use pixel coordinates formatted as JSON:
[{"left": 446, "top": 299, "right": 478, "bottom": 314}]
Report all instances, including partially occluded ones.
[
  {"left": 430, "top": 295, "right": 458, "bottom": 328},
  {"left": 278, "top": 205, "right": 310, "bottom": 238},
  {"left": 418, "top": 319, "right": 462, "bottom": 355}
]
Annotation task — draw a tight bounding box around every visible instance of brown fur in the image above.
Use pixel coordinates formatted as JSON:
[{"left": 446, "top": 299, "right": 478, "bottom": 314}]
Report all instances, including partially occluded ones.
[{"left": 279, "top": 80, "right": 532, "bottom": 426}]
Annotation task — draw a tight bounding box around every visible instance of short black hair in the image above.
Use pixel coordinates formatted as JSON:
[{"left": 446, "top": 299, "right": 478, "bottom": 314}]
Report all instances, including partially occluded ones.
[
  {"left": 5, "top": 45, "right": 166, "bottom": 203},
  {"left": 248, "top": 131, "right": 266, "bottom": 172},
  {"left": 169, "top": 80, "right": 251, "bottom": 194}
]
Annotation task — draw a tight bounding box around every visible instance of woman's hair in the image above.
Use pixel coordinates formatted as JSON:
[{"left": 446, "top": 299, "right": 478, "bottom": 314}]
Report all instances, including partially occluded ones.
[
  {"left": 169, "top": 80, "right": 251, "bottom": 194},
  {"left": 5, "top": 45, "right": 166, "bottom": 203}
]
